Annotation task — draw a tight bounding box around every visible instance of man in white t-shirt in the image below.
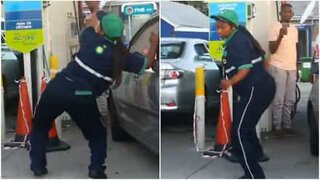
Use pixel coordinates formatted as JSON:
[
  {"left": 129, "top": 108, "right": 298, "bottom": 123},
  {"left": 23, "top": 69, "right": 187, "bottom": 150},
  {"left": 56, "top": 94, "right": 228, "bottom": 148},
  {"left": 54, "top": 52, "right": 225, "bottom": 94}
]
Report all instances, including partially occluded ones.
[{"left": 268, "top": 3, "right": 299, "bottom": 138}]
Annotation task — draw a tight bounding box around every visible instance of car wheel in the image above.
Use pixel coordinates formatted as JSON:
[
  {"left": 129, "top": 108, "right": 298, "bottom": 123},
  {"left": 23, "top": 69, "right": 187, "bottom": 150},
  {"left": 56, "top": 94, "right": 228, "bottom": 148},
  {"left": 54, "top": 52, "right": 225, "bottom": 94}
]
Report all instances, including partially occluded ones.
[
  {"left": 108, "top": 93, "right": 130, "bottom": 141},
  {"left": 307, "top": 102, "right": 319, "bottom": 156}
]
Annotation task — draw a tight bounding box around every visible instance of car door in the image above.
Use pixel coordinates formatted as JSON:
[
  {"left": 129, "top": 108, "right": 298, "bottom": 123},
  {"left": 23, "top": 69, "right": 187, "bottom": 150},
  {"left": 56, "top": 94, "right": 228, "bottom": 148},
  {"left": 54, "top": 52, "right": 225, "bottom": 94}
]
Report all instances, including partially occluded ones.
[
  {"left": 1, "top": 46, "right": 19, "bottom": 100},
  {"left": 112, "top": 15, "right": 159, "bottom": 154}
]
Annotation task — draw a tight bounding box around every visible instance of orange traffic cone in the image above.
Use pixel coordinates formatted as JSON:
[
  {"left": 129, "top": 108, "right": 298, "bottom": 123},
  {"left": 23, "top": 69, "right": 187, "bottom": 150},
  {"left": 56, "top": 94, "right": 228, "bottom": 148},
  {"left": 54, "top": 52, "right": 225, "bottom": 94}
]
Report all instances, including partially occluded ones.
[
  {"left": 203, "top": 90, "right": 231, "bottom": 157},
  {"left": 214, "top": 90, "right": 231, "bottom": 150},
  {"left": 39, "top": 77, "right": 70, "bottom": 152},
  {"left": 4, "top": 78, "right": 32, "bottom": 148}
]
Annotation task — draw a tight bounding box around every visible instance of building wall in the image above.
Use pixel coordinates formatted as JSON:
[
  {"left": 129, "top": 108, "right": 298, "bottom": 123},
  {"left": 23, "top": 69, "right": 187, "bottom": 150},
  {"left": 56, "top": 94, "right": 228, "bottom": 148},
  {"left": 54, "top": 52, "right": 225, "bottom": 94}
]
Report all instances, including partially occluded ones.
[
  {"left": 249, "top": 1, "right": 278, "bottom": 58},
  {"left": 43, "top": 1, "right": 78, "bottom": 69},
  {"left": 248, "top": 1, "right": 279, "bottom": 132}
]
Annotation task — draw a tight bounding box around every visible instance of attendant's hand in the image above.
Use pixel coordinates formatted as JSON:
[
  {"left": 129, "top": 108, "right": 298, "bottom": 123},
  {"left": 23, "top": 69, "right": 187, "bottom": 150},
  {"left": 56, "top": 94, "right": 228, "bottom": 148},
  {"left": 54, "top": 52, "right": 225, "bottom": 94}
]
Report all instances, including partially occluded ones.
[
  {"left": 149, "top": 32, "right": 159, "bottom": 46},
  {"left": 220, "top": 80, "right": 232, "bottom": 90}
]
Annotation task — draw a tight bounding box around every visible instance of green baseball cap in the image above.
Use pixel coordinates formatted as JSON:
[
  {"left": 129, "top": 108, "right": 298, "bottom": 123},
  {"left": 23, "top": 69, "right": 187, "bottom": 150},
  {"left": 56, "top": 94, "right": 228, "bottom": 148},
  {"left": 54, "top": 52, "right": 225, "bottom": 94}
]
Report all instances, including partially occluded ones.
[
  {"left": 101, "top": 13, "right": 124, "bottom": 40},
  {"left": 211, "top": 9, "right": 239, "bottom": 26}
]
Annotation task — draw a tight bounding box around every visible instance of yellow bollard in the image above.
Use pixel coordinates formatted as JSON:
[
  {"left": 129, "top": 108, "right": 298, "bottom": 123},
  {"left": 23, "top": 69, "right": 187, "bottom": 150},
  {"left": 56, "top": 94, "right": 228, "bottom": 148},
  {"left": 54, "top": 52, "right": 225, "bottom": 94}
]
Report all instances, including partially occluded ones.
[
  {"left": 49, "top": 54, "right": 59, "bottom": 79},
  {"left": 195, "top": 67, "right": 205, "bottom": 96},
  {"left": 194, "top": 66, "right": 205, "bottom": 152}
]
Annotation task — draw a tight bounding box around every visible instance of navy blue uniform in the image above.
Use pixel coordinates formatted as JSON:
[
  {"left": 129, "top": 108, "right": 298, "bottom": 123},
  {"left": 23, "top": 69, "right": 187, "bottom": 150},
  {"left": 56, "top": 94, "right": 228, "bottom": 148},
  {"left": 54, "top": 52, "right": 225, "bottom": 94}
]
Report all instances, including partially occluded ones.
[
  {"left": 222, "top": 29, "right": 275, "bottom": 178},
  {"left": 30, "top": 27, "right": 147, "bottom": 172}
]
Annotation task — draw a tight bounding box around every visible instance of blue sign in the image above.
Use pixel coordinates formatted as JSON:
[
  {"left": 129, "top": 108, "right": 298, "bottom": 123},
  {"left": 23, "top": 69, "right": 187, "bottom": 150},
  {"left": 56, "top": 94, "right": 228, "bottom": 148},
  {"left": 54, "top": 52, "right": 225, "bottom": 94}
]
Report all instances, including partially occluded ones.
[
  {"left": 4, "top": 1, "right": 42, "bottom": 31},
  {"left": 123, "top": 4, "right": 155, "bottom": 16},
  {"left": 4, "top": 1, "right": 43, "bottom": 53}
]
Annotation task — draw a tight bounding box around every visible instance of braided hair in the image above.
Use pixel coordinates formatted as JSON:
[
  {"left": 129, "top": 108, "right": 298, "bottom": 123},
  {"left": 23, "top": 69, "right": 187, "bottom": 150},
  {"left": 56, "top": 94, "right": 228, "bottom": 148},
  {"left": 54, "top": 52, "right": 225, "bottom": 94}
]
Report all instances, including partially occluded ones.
[{"left": 237, "top": 25, "right": 266, "bottom": 57}]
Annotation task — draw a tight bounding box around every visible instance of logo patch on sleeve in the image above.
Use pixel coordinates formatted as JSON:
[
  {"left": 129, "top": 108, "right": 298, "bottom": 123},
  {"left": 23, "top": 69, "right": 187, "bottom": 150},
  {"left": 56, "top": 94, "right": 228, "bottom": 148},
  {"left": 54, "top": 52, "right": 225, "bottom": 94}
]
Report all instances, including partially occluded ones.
[
  {"left": 96, "top": 46, "right": 104, "bottom": 54},
  {"left": 223, "top": 58, "right": 227, "bottom": 64}
]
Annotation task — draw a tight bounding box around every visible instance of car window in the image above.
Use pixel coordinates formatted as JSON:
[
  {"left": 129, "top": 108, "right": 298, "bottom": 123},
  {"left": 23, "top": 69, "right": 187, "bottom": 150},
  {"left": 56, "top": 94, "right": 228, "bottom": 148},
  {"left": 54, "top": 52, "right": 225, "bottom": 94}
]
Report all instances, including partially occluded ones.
[
  {"left": 1, "top": 47, "right": 17, "bottom": 61},
  {"left": 194, "top": 43, "right": 212, "bottom": 61},
  {"left": 194, "top": 43, "right": 209, "bottom": 56},
  {"left": 129, "top": 18, "right": 159, "bottom": 56},
  {"left": 161, "top": 42, "right": 185, "bottom": 60}
]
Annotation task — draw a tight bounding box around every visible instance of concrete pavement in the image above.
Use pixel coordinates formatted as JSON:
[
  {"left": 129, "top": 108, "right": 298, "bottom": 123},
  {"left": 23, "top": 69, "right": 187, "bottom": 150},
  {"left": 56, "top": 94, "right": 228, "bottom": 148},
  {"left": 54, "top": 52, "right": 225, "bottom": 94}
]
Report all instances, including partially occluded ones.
[
  {"left": 2, "top": 121, "right": 159, "bottom": 179},
  {"left": 161, "top": 82, "right": 319, "bottom": 179}
]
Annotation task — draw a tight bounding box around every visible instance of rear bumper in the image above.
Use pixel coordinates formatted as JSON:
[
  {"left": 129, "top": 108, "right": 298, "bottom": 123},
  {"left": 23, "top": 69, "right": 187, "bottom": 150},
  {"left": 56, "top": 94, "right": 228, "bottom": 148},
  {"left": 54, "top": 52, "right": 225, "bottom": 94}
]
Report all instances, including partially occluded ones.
[
  {"left": 161, "top": 83, "right": 220, "bottom": 113},
  {"left": 161, "top": 79, "right": 194, "bottom": 113},
  {"left": 160, "top": 68, "right": 221, "bottom": 113}
]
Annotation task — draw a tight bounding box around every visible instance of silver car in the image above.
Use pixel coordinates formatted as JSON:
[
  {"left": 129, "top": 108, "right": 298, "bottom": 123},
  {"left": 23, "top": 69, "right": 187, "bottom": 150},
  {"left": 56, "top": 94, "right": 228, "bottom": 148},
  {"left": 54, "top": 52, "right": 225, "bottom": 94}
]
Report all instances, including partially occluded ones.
[
  {"left": 1, "top": 45, "right": 20, "bottom": 102},
  {"left": 108, "top": 15, "right": 159, "bottom": 155},
  {"left": 160, "top": 38, "right": 221, "bottom": 113},
  {"left": 307, "top": 46, "right": 319, "bottom": 156}
]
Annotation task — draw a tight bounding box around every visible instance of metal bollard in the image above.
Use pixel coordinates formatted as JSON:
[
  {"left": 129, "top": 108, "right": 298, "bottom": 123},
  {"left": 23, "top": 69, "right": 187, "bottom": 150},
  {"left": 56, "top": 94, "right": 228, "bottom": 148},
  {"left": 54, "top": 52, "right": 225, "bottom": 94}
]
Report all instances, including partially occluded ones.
[{"left": 194, "top": 67, "right": 205, "bottom": 152}]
